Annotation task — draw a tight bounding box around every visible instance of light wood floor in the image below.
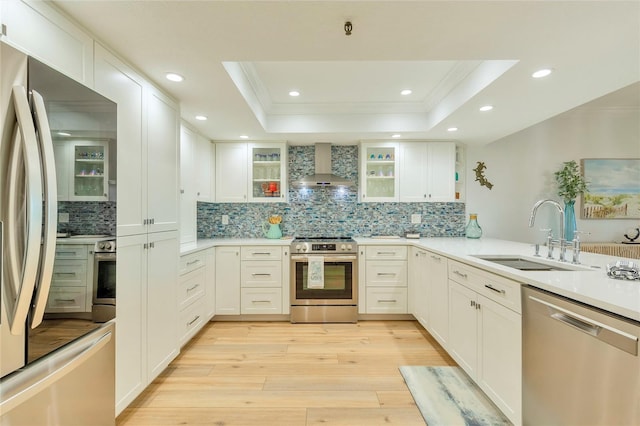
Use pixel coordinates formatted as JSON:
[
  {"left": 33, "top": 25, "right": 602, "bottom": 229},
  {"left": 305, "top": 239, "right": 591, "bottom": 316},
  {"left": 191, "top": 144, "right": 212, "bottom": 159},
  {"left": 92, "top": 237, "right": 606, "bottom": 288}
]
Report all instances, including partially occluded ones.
[{"left": 117, "top": 320, "right": 456, "bottom": 426}]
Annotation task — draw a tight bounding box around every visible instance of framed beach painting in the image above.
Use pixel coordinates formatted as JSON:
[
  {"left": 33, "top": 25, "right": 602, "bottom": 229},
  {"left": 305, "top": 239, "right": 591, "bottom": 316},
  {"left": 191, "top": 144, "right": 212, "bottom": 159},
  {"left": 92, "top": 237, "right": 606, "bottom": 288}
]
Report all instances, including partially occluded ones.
[{"left": 581, "top": 158, "right": 640, "bottom": 219}]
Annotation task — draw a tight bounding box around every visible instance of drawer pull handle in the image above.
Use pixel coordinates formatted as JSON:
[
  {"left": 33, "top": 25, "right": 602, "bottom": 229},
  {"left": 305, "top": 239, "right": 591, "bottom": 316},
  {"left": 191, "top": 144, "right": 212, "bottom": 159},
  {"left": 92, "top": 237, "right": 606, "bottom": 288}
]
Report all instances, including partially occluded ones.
[
  {"left": 484, "top": 284, "right": 506, "bottom": 295},
  {"left": 54, "top": 298, "right": 76, "bottom": 303},
  {"left": 187, "top": 284, "right": 200, "bottom": 292},
  {"left": 377, "top": 272, "right": 396, "bottom": 276},
  {"left": 453, "top": 270, "right": 468, "bottom": 279},
  {"left": 56, "top": 251, "right": 78, "bottom": 255},
  {"left": 186, "top": 260, "right": 200, "bottom": 266},
  {"left": 376, "top": 252, "right": 396, "bottom": 255},
  {"left": 379, "top": 299, "right": 397, "bottom": 303},
  {"left": 253, "top": 252, "right": 272, "bottom": 255},
  {"left": 187, "top": 315, "right": 200, "bottom": 326},
  {"left": 251, "top": 300, "right": 271, "bottom": 304},
  {"left": 54, "top": 272, "right": 76, "bottom": 276},
  {"left": 252, "top": 273, "right": 272, "bottom": 276}
]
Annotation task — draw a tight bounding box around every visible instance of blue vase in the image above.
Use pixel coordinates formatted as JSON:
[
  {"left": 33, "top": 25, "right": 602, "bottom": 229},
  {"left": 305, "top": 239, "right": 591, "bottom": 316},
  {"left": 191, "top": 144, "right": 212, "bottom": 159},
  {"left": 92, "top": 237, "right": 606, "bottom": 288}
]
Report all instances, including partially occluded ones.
[{"left": 564, "top": 200, "right": 576, "bottom": 241}]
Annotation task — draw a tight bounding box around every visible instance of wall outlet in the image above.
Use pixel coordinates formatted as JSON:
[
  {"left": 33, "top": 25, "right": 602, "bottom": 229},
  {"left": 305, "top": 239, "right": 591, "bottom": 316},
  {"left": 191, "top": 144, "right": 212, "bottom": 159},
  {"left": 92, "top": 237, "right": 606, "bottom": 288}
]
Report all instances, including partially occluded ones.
[
  {"left": 221, "top": 215, "right": 229, "bottom": 225},
  {"left": 411, "top": 214, "right": 421, "bottom": 224},
  {"left": 59, "top": 212, "right": 70, "bottom": 223}
]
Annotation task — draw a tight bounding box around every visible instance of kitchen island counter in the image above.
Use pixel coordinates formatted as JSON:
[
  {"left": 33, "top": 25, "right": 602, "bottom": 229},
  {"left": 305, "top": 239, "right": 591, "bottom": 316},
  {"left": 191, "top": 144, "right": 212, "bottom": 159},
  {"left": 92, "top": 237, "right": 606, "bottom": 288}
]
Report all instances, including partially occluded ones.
[
  {"left": 356, "top": 237, "right": 640, "bottom": 322},
  {"left": 180, "top": 237, "right": 293, "bottom": 256}
]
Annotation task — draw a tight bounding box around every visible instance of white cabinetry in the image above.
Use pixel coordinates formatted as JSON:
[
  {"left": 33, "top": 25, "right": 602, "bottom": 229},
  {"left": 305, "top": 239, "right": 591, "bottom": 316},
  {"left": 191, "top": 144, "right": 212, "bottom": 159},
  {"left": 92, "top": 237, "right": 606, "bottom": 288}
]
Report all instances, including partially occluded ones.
[
  {"left": 425, "top": 251, "right": 449, "bottom": 348},
  {"left": 178, "top": 251, "right": 207, "bottom": 346},
  {"left": 447, "top": 260, "right": 522, "bottom": 425},
  {"left": 215, "top": 246, "right": 241, "bottom": 314},
  {"left": 215, "top": 143, "right": 248, "bottom": 202},
  {"left": 408, "top": 247, "right": 429, "bottom": 328},
  {"left": 204, "top": 248, "right": 216, "bottom": 319},
  {"left": 54, "top": 139, "right": 109, "bottom": 201},
  {"left": 47, "top": 244, "right": 93, "bottom": 313},
  {"left": 399, "top": 142, "right": 456, "bottom": 202},
  {"left": 115, "top": 231, "right": 179, "bottom": 414},
  {"left": 248, "top": 142, "right": 287, "bottom": 202},
  {"left": 359, "top": 142, "right": 399, "bottom": 202},
  {"left": 0, "top": 0, "right": 93, "bottom": 85},
  {"left": 180, "top": 124, "right": 215, "bottom": 244},
  {"left": 455, "top": 145, "right": 465, "bottom": 201},
  {"left": 363, "top": 246, "right": 407, "bottom": 313},
  {"left": 240, "top": 246, "right": 283, "bottom": 314},
  {"left": 94, "top": 43, "right": 179, "bottom": 236}
]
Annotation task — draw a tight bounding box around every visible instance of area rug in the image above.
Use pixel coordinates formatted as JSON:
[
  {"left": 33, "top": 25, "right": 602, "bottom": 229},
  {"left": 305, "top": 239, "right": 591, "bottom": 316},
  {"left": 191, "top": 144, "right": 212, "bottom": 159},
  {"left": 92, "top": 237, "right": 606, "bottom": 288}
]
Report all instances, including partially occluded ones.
[{"left": 399, "top": 366, "right": 511, "bottom": 425}]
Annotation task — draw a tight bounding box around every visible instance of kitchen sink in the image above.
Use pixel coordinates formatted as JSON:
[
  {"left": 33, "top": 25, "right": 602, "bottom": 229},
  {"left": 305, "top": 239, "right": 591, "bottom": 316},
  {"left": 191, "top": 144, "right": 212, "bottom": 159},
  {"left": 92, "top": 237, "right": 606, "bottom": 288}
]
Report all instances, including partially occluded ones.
[{"left": 472, "top": 255, "right": 588, "bottom": 272}]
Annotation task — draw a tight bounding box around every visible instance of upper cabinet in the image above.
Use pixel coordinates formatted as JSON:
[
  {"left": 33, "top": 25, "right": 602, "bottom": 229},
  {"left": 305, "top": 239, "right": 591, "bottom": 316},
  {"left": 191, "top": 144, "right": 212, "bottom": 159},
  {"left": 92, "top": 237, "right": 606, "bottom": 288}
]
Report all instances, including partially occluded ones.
[
  {"left": 455, "top": 145, "right": 465, "bottom": 202},
  {"left": 248, "top": 142, "right": 287, "bottom": 202},
  {"left": 54, "top": 139, "right": 110, "bottom": 201},
  {"left": 215, "top": 141, "right": 287, "bottom": 203},
  {"left": 361, "top": 141, "right": 457, "bottom": 203},
  {"left": 0, "top": 0, "right": 93, "bottom": 85},
  {"left": 400, "top": 142, "right": 456, "bottom": 203},
  {"left": 359, "top": 142, "right": 399, "bottom": 202},
  {"left": 215, "top": 143, "right": 248, "bottom": 203}
]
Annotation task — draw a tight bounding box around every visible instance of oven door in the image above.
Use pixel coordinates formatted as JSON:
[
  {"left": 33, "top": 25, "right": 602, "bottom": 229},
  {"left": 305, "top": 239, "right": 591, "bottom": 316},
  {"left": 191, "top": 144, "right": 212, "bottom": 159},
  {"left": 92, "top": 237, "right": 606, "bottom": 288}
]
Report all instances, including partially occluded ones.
[
  {"left": 290, "top": 254, "right": 357, "bottom": 305},
  {"left": 92, "top": 252, "right": 116, "bottom": 322}
]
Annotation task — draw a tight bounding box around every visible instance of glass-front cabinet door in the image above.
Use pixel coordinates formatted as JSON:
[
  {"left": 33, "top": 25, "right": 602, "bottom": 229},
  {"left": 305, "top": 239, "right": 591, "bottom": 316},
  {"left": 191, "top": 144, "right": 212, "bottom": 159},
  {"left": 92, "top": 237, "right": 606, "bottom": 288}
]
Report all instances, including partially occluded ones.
[
  {"left": 72, "top": 140, "right": 108, "bottom": 200},
  {"left": 248, "top": 142, "right": 287, "bottom": 202},
  {"left": 359, "top": 142, "right": 399, "bottom": 202}
]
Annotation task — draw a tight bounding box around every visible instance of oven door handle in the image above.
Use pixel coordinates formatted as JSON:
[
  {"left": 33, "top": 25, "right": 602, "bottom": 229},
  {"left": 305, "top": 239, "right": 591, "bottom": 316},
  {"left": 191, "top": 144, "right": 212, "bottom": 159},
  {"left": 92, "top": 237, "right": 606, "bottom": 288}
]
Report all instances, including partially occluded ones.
[{"left": 291, "top": 255, "right": 357, "bottom": 262}]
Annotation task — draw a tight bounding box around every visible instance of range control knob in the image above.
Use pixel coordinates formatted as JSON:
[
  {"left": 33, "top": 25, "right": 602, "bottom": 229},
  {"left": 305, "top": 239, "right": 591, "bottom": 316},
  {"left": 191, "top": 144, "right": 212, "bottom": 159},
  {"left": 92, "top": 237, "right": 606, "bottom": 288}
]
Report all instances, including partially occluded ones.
[
  {"left": 347, "top": 244, "right": 353, "bottom": 251},
  {"left": 302, "top": 246, "right": 308, "bottom": 252},
  {"left": 295, "top": 244, "right": 302, "bottom": 252},
  {"left": 340, "top": 244, "right": 346, "bottom": 251}
]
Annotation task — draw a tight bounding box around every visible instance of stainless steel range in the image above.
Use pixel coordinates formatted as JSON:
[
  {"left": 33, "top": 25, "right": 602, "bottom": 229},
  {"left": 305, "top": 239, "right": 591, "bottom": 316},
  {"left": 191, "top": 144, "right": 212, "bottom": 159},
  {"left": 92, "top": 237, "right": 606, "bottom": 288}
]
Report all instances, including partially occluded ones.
[
  {"left": 92, "top": 238, "right": 116, "bottom": 323},
  {"left": 290, "top": 237, "right": 358, "bottom": 323}
]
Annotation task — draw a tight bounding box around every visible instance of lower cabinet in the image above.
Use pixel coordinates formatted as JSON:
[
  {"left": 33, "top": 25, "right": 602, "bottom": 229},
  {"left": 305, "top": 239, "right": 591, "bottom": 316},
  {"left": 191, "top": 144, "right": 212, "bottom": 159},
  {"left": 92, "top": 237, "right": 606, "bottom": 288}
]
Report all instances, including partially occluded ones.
[
  {"left": 215, "top": 246, "right": 241, "bottom": 315},
  {"left": 178, "top": 251, "right": 207, "bottom": 346},
  {"left": 408, "top": 247, "right": 429, "bottom": 328},
  {"left": 425, "top": 251, "right": 448, "bottom": 347},
  {"left": 115, "top": 231, "right": 179, "bottom": 415},
  {"left": 447, "top": 261, "right": 522, "bottom": 425},
  {"left": 48, "top": 244, "right": 93, "bottom": 313},
  {"left": 363, "top": 245, "right": 408, "bottom": 313}
]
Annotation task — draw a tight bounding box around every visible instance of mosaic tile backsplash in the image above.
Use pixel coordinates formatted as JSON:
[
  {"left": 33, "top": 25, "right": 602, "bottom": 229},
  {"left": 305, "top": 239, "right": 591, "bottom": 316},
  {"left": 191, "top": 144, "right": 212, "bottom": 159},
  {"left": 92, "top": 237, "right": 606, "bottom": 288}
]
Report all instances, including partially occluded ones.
[
  {"left": 58, "top": 201, "right": 116, "bottom": 236},
  {"left": 198, "top": 145, "right": 466, "bottom": 238}
]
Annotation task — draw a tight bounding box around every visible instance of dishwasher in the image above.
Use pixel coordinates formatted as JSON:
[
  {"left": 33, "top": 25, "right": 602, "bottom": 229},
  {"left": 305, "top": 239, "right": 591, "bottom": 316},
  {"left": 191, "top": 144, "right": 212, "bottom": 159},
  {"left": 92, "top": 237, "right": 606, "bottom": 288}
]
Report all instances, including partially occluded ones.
[{"left": 522, "top": 286, "right": 640, "bottom": 425}]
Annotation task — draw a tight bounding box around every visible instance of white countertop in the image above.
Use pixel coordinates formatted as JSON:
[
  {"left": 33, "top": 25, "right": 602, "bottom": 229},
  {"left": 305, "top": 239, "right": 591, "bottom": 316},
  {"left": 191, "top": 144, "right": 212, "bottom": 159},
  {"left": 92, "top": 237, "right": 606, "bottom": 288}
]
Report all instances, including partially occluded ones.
[
  {"left": 180, "top": 237, "right": 293, "bottom": 256},
  {"left": 57, "top": 235, "right": 114, "bottom": 244},
  {"left": 356, "top": 237, "right": 640, "bottom": 322}
]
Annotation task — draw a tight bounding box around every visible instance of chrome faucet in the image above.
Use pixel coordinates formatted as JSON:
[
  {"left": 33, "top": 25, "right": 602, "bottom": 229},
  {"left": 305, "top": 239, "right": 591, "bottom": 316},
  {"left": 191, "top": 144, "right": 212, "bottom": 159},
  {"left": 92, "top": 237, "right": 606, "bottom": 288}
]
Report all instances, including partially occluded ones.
[{"left": 529, "top": 199, "right": 567, "bottom": 261}]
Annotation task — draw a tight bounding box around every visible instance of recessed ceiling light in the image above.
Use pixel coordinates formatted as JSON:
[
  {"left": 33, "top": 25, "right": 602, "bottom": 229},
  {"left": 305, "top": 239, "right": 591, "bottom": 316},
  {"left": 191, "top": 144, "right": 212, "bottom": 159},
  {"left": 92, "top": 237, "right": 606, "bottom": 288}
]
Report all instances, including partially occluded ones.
[
  {"left": 195, "top": 115, "right": 207, "bottom": 121},
  {"left": 239, "top": 135, "right": 249, "bottom": 139},
  {"left": 479, "top": 105, "right": 494, "bottom": 112},
  {"left": 392, "top": 134, "right": 402, "bottom": 138},
  {"left": 165, "top": 72, "right": 184, "bottom": 82},
  {"left": 447, "top": 127, "right": 458, "bottom": 132},
  {"left": 532, "top": 68, "right": 553, "bottom": 79},
  {"left": 57, "top": 131, "right": 71, "bottom": 136},
  {"left": 289, "top": 91, "right": 300, "bottom": 97},
  {"left": 400, "top": 89, "right": 412, "bottom": 96}
]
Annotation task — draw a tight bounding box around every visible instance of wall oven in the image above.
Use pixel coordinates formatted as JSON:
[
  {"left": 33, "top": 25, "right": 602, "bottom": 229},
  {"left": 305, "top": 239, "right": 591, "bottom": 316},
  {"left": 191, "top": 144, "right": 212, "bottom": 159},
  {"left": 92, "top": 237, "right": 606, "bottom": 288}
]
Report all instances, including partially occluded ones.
[
  {"left": 92, "top": 239, "right": 116, "bottom": 322},
  {"left": 290, "top": 237, "right": 358, "bottom": 323}
]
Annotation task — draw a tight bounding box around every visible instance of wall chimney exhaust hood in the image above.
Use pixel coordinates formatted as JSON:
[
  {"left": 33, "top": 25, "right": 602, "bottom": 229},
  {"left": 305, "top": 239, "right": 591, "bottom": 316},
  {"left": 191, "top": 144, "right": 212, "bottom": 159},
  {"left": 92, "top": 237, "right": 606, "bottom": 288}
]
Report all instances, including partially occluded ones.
[{"left": 292, "top": 143, "right": 354, "bottom": 187}]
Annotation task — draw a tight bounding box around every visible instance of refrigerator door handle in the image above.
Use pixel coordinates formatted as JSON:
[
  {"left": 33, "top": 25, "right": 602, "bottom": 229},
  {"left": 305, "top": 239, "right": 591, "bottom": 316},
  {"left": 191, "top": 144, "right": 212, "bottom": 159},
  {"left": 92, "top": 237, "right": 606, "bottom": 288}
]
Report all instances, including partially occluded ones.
[
  {"left": 4, "top": 86, "right": 43, "bottom": 335},
  {"left": 29, "top": 90, "right": 58, "bottom": 329},
  {"left": 0, "top": 326, "right": 113, "bottom": 415}
]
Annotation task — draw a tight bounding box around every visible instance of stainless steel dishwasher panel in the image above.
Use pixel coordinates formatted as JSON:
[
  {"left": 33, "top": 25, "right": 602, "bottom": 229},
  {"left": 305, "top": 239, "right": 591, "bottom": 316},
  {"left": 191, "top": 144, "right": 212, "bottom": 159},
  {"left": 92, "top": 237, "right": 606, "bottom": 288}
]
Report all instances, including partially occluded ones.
[{"left": 522, "top": 286, "right": 640, "bottom": 426}]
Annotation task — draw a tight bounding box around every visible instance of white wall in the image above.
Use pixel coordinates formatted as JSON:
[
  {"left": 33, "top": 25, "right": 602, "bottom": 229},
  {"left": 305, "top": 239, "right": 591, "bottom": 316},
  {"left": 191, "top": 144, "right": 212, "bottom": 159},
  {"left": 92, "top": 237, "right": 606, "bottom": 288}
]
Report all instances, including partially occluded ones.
[{"left": 466, "top": 85, "right": 640, "bottom": 244}]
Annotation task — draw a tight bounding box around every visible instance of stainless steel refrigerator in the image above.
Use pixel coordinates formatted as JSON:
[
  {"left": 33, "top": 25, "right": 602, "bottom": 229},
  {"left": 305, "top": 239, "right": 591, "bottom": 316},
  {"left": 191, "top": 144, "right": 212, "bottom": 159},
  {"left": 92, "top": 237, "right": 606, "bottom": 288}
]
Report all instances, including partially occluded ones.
[{"left": 0, "top": 42, "right": 116, "bottom": 425}]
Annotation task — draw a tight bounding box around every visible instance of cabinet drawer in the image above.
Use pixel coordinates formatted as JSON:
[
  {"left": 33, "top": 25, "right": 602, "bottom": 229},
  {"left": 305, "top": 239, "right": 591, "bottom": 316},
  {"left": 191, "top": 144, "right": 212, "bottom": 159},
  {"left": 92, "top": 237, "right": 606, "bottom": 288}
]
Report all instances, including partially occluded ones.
[
  {"left": 365, "top": 245, "right": 407, "bottom": 260},
  {"left": 178, "top": 268, "right": 206, "bottom": 310},
  {"left": 52, "top": 260, "right": 87, "bottom": 287},
  {"left": 365, "top": 261, "right": 407, "bottom": 286},
  {"left": 241, "top": 260, "right": 282, "bottom": 288},
  {"left": 448, "top": 260, "right": 521, "bottom": 313},
  {"left": 241, "top": 288, "right": 282, "bottom": 314},
  {"left": 55, "top": 245, "right": 88, "bottom": 260},
  {"left": 366, "top": 287, "right": 408, "bottom": 313},
  {"left": 45, "top": 287, "right": 86, "bottom": 313},
  {"left": 179, "top": 251, "right": 205, "bottom": 276},
  {"left": 241, "top": 246, "right": 282, "bottom": 261},
  {"left": 179, "top": 298, "right": 206, "bottom": 346}
]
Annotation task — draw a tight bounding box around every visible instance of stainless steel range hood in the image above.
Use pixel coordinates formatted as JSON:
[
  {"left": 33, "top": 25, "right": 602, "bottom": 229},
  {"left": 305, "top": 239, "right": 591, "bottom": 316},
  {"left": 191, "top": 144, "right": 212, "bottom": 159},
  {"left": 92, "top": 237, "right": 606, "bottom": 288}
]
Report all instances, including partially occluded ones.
[{"left": 292, "top": 143, "right": 354, "bottom": 187}]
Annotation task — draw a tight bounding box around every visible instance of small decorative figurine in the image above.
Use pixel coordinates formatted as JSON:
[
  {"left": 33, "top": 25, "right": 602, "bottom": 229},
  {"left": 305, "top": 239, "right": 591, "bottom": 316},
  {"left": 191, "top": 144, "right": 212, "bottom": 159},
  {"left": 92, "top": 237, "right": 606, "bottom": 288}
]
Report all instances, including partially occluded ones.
[{"left": 473, "top": 161, "right": 494, "bottom": 190}]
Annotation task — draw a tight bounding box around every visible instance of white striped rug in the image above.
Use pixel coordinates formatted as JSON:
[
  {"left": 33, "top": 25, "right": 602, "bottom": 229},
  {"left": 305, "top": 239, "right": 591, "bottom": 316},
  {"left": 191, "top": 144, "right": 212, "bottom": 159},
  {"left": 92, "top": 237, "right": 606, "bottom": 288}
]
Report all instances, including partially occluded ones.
[{"left": 400, "top": 366, "right": 511, "bottom": 426}]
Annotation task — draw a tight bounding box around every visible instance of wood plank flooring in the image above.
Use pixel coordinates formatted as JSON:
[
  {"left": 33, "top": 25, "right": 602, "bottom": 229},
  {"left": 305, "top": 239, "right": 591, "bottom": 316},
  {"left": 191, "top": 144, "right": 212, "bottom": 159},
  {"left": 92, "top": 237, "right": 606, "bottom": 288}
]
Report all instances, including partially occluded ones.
[{"left": 117, "top": 320, "right": 456, "bottom": 426}]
